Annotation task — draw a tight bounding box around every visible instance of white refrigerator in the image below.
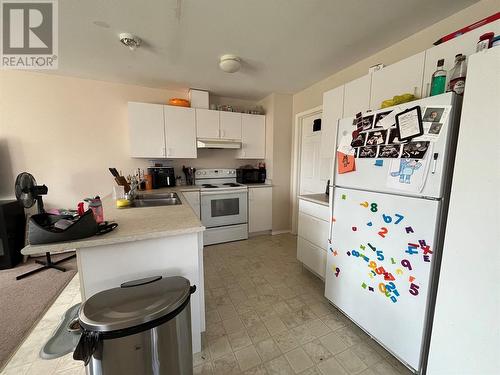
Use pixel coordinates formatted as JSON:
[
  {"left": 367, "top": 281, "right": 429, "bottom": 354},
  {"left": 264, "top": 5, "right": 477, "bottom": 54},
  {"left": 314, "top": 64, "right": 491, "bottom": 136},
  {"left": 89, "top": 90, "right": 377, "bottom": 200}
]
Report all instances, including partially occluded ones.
[{"left": 325, "top": 92, "right": 461, "bottom": 373}]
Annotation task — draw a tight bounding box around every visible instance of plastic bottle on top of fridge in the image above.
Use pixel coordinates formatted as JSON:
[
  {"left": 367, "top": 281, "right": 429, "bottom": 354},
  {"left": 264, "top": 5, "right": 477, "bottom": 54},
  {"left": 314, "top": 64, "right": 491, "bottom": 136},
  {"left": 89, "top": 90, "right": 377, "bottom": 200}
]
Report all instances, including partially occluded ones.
[{"left": 447, "top": 54, "right": 467, "bottom": 95}]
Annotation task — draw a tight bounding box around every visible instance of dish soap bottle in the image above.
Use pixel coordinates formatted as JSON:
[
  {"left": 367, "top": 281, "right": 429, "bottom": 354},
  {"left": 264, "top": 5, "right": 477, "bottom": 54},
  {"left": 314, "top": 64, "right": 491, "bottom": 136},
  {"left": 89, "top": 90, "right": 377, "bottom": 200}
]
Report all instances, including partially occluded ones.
[
  {"left": 430, "top": 59, "right": 447, "bottom": 96},
  {"left": 447, "top": 54, "right": 467, "bottom": 95}
]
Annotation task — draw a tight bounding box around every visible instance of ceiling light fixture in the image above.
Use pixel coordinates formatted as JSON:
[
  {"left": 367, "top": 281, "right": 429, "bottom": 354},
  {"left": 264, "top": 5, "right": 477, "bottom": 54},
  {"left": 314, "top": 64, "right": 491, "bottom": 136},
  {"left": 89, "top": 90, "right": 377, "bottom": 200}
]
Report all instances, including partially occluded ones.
[
  {"left": 119, "top": 33, "right": 141, "bottom": 51},
  {"left": 219, "top": 54, "right": 241, "bottom": 73}
]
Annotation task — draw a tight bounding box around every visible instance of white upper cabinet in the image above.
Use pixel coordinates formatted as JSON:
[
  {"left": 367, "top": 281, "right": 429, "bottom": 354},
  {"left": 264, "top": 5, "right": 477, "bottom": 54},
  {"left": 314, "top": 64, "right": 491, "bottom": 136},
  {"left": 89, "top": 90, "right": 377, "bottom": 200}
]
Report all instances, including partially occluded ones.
[
  {"left": 164, "top": 105, "right": 197, "bottom": 158},
  {"left": 370, "top": 51, "right": 426, "bottom": 110},
  {"left": 321, "top": 86, "right": 344, "bottom": 159},
  {"left": 422, "top": 21, "right": 500, "bottom": 97},
  {"left": 219, "top": 112, "right": 242, "bottom": 140},
  {"left": 343, "top": 74, "right": 372, "bottom": 118},
  {"left": 128, "top": 102, "right": 166, "bottom": 158},
  {"left": 320, "top": 86, "right": 344, "bottom": 182},
  {"left": 239, "top": 114, "right": 265, "bottom": 159},
  {"left": 196, "top": 109, "right": 220, "bottom": 139}
]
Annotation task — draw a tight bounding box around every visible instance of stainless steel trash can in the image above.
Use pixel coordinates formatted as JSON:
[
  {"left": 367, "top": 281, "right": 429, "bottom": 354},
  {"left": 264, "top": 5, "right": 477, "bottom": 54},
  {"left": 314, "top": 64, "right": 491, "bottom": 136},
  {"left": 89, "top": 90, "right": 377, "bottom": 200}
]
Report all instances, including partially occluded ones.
[{"left": 73, "top": 276, "right": 196, "bottom": 375}]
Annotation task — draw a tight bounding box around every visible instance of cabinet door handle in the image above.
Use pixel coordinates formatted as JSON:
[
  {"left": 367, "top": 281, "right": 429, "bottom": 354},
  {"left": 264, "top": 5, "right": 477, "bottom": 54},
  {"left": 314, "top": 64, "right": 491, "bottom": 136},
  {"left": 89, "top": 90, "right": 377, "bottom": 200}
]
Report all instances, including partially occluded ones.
[
  {"left": 221, "top": 129, "right": 225, "bottom": 138},
  {"left": 162, "top": 147, "right": 166, "bottom": 157}
]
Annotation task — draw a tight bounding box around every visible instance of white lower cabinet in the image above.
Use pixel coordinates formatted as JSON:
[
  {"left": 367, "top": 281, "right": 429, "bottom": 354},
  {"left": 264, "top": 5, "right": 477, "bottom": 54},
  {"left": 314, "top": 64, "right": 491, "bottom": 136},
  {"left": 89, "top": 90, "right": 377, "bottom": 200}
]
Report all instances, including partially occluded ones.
[
  {"left": 298, "top": 212, "right": 329, "bottom": 249},
  {"left": 297, "top": 237, "right": 327, "bottom": 279},
  {"left": 248, "top": 186, "right": 272, "bottom": 233},
  {"left": 180, "top": 190, "right": 200, "bottom": 218},
  {"left": 297, "top": 199, "right": 329, "bottom": 279}
]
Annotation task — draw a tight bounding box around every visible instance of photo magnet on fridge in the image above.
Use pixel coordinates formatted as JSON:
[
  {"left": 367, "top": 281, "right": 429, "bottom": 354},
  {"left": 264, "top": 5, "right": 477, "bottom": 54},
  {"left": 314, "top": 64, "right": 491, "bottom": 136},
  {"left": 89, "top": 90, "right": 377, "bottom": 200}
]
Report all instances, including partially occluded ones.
[
  {"left": 401, "top": 141, "right": 430, "bottom": 159},
  {"left": 358, "top": 146, "right": 378, "bottom": 158},
  {"left": 415, "top": 122, "right": 444, "bottom": 143},
  {"left": 365, "top": 130, "right": 387, "bottom": 146},
  {"left": 395, "top": 106, "right": 424, "bottom": 142},
  {"left": 378, "top": 145, "right": 402, "bottom": 158},
  {"left": 360, "top": 115, "right": 375, "bottom": 131},
  {"left": 351, "top": 132, "right": 366, "bottom": 147},
  {"left": 422, "top": 107, "right": 445, "bottom": 122},
  {"left": 387, "top": 128, "right": 406, "bottom": 145}
]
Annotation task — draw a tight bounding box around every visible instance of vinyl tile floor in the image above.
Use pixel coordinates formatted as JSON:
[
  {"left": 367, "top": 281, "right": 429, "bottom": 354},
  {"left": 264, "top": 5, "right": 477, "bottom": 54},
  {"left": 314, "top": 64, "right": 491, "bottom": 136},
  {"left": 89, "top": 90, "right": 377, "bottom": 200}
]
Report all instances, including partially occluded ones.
[{"left": 1, "top": 234, "right": 413, "bottom": 375}]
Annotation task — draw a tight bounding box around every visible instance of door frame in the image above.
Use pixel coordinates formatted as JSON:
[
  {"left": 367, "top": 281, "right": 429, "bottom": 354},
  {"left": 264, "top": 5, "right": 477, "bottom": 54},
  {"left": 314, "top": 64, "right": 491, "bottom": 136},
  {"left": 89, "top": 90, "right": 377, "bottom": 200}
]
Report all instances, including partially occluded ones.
[{"left": 290, "top": 105, "right": 322, "bottom": 235}]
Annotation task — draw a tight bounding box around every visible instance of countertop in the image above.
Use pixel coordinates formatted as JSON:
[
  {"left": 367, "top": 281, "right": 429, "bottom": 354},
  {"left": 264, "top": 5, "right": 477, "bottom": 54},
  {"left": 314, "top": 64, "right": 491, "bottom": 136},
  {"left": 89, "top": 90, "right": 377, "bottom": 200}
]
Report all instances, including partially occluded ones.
[
  {"left": 244, "top": 183, "right": 273, "bottom": 188},
  {"left": 299, "top": 193, "right": 329, "bottom": 207},
  {"left": 22, "top": 188, "right": 205, "bottom": 256}
]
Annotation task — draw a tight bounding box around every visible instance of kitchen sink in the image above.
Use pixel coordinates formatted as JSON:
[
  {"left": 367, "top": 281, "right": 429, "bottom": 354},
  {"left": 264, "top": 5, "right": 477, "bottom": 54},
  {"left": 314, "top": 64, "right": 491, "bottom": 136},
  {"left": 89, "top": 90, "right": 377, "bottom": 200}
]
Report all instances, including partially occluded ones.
[{"left": 131, "top": 192, "right": 182, "bottom": 207}]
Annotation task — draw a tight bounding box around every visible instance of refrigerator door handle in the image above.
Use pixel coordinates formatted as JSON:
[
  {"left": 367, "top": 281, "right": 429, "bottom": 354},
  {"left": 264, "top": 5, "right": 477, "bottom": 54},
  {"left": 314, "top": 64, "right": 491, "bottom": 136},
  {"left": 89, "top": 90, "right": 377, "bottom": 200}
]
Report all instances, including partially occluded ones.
[{"left": 328, "top": 187, "right": 334, "bottom": 244}]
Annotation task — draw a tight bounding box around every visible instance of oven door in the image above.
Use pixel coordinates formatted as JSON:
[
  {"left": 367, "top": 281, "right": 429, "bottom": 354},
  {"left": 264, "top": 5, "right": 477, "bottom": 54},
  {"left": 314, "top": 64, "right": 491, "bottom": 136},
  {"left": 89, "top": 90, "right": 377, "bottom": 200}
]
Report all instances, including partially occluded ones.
[{"left": 200, "top": 190, "right": 248, "bottom": 228}]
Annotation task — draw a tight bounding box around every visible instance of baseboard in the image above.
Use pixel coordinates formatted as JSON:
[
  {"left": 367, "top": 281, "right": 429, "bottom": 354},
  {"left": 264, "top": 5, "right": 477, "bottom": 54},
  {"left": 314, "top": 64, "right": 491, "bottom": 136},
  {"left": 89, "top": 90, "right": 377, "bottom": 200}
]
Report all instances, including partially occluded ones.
[
  {"left": 271, "top": 229, "right": 292, "bottom": 235},
  {"left": 301, "top": 263, "right": 325, "bottom": 282},
  {"left": 249, "top": 230, "right": 272, "bottom": 237}
]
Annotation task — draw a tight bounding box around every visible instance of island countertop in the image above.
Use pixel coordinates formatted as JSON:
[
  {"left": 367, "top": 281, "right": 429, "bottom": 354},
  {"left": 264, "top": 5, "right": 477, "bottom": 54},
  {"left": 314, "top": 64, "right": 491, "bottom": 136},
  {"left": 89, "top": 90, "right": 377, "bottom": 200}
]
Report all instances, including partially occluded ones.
[{"left": 22, "top": 187, "right": 205, "bottom": 256}]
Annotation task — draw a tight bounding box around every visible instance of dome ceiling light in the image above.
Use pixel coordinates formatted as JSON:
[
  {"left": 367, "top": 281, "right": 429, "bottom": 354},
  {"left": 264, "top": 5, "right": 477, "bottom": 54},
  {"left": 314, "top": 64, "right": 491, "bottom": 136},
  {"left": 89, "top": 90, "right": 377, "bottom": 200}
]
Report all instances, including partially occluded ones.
[{"left": 219, "top": 54, "right": 241, "bottom": 73}]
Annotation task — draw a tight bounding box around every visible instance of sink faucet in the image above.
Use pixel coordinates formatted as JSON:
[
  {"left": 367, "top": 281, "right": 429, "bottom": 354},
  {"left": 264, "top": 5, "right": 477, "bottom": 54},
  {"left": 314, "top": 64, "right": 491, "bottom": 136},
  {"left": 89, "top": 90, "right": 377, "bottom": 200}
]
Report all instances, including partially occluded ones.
[{"left": 126, "top": 178, "right": 139, "bottom": 200}]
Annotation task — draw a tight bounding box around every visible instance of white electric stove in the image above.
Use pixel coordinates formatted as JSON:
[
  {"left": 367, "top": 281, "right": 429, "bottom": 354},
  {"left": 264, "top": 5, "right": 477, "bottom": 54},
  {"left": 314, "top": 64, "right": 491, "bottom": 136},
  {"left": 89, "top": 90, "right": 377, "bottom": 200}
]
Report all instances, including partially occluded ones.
[{"left": 195, "top": 169, "right": 248, "bottom": 245}]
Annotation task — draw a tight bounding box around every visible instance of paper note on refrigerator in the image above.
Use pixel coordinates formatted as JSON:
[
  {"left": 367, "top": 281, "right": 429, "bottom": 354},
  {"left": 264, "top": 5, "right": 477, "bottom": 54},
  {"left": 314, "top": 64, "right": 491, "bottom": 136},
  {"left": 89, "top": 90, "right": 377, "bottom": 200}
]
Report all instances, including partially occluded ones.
[
  {"left": 378, "top": 106, "right": 404, "bottom": 129},
  {"left": 337, "top": 134, "right": 356, "bottom": 155},
  {"left": 386, "top": 158, "right": 428, "bottom": 193},
  {"left": 337, "top": 151, "right": 356, "bottom": 174}
]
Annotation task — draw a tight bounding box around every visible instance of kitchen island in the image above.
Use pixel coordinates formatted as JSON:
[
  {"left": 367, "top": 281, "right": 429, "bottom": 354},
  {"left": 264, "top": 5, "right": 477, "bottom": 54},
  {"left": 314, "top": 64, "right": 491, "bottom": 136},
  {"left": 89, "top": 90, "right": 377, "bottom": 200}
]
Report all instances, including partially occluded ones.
[{"left": 22, "top": 188, "right": 206, "bottom": 352}]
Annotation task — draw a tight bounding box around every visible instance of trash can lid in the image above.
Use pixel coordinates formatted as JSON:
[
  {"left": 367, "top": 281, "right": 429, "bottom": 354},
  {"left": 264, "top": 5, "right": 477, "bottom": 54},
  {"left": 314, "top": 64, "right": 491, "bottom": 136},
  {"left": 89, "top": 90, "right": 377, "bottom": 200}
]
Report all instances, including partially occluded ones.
[{"left": 79, "top": 276, "right": 191, "bottom": 333}]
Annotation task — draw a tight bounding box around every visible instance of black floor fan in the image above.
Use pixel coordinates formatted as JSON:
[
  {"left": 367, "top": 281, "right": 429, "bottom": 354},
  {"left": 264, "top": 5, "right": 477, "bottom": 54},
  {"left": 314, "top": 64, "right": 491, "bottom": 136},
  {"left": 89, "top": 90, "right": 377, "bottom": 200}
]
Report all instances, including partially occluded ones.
[{"left": 15, "top": 172, "right": 76, "bottom": 280}]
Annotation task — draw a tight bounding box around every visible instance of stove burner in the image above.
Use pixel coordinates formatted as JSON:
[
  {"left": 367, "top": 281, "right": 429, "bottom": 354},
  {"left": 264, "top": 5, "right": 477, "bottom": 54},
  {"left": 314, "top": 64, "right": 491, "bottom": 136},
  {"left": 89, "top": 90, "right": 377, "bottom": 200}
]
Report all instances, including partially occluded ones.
[
  {"left": 222, "top": 183, "right": 241, "bottom": 187},
  {"left": 202, "top": 184, "right": 218, "bottom": 188}
]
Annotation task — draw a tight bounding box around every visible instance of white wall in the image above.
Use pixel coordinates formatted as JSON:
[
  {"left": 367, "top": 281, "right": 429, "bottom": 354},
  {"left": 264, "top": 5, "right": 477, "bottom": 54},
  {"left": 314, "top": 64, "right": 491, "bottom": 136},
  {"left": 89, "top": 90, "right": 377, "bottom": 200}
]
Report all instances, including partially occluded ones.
[
  {"left": 210, "top": 95, "right": 260, "bottom": 113},
  {"left": 292, "top": 0, "right": 499, "bottom": 116},
  {"left": 0, "top": 70, "right": 261, "bottom": 208},
  {"left": 258, "top": 93, "right": 293, "bottom": 232}
]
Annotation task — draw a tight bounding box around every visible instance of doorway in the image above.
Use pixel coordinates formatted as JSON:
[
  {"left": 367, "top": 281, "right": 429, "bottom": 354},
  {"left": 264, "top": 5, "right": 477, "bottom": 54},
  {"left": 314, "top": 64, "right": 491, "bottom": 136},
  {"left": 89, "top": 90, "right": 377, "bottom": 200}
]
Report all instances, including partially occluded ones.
[{"left": 290, "top": 106, "right": 323, "bottom": 234}]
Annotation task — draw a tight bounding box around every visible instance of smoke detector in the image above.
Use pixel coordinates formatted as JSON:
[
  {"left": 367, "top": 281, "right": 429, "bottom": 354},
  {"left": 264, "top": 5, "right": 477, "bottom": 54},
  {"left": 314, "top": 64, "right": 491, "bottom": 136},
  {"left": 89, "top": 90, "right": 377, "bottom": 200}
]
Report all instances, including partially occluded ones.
[
  {"left": 219, "top": 54, "right": 241, "bottom": 73},
  {"left": 119, "top": 33, "right": 141, "bottom": 51}
]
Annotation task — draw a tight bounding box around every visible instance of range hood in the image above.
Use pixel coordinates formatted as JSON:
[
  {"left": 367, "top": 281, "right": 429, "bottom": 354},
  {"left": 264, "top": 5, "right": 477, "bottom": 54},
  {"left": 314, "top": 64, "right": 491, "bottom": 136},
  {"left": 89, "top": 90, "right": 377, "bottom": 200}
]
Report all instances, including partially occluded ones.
[{"left": 197, "top": 139, "right": 241, "bottom": 149}]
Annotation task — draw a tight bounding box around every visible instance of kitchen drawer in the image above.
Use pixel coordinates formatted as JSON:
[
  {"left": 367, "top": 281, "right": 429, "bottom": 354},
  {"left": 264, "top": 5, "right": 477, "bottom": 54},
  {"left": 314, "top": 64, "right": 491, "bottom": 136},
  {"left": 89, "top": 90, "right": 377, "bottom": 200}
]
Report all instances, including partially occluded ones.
[
  {"left": 299, "top": 199, "right": 329, "bottom": 222},
  {"left": 298, "top": 212, "right": 329, "bottom": 249},
  {"left": 297, "top": 237, "right": 326, "bottom": 279}
]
